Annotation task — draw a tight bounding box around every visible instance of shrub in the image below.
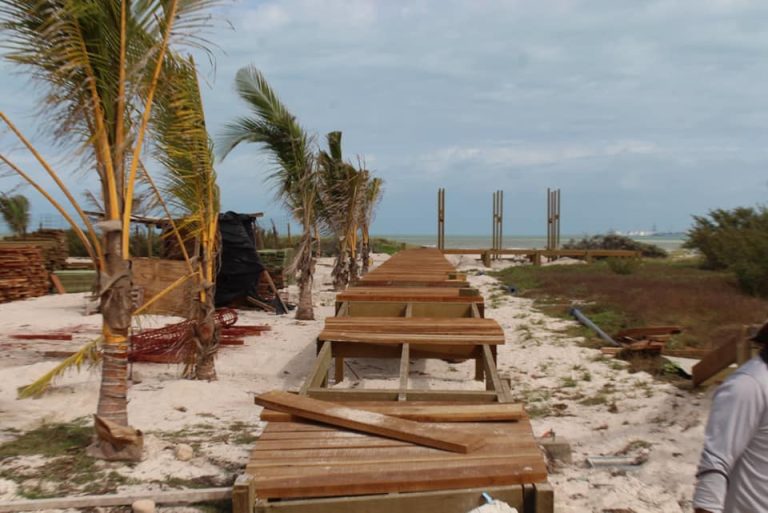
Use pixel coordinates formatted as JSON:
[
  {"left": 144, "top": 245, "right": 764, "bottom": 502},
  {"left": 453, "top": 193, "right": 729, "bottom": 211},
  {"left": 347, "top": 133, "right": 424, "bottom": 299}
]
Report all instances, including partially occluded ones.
[
  {"left": 563, "top": 233, "right": 667, "bottom": 258},
  {"left": 607, "top": 257, "right": 640, "bottom": 275},
  {"left": 684, "top": 206, "right": 768, "bottom": 296}
]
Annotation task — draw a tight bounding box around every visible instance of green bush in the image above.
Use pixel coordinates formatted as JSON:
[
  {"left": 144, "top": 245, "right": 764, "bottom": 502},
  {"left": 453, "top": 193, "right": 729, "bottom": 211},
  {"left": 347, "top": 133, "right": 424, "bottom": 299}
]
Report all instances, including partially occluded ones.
[
  {"left": 607, "top": 257, "right": 640, "bottom": 275},
  {"left": 563, "top": 233, "right": 667, "bottom": 258},
  {"left": 684, "top": 206, "right": 768, "bottom": 296}
]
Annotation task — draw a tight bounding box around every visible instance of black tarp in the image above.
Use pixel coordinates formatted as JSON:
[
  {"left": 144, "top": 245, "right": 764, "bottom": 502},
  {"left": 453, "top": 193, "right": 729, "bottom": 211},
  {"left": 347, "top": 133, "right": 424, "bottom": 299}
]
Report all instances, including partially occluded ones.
[{"left": 214, "top": 212, "right": 264, "bottom": 306}]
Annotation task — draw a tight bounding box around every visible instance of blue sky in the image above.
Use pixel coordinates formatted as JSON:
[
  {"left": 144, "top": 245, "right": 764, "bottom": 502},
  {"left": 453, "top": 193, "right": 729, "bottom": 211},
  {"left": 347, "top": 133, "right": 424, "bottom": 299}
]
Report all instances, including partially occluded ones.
[{"left": 2, "top": 0, "right": 768, "bottom": 236}]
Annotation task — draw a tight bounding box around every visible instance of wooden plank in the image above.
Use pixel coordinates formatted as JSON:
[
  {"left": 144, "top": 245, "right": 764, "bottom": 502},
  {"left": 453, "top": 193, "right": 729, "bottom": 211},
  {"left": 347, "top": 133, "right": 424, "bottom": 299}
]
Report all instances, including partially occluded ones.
[
  {"left": 300, "top": 342, "right": 332, "bottom": 395},
  {"left": 692, "top": 339, "right": 738, "bottom": 386},
  {"left": 254, "top": 391, "right": 486, "bottom": 453},
  {"left": 253, "top": 484, "right": 525, "bottom": 513},
  {"left": 0, "top": 488, "right": 231, "bottom": 513},
  {"left": 249, "top": 460, "right": 547, "bottom": 499},
  {"left": 305, "top": 388, "right": 499, "bottom": 403},
  {"left": 260, "top": 403, "right": 526, "bottom": 423},
  {"left": 399, "top": 343, "right": 410, "bottom": 401},
  {"left": 318, "top": 333, "right": 504, "bottom": 346},
  {"left": 49, "top": 273, "right": 66, "bottom": 294}
]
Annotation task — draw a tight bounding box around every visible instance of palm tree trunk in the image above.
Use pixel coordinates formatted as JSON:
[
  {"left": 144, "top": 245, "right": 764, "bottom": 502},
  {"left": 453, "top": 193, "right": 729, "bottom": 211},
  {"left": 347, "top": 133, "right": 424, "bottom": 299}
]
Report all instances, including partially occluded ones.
[
  {"left": 331, "top": 238, "right": 348, "bottom": 291},
  {"left": 93, "top": 227, "right": 142, "bottom": 461},
  {"left": 360, "top": 225, "right": 371, "bottom": 274},
  {"left": 193, "top": 294, "right": 218, "bottom": 380},
  {"left": 295, "top": 226, "right": 315, "bottom": 320}
]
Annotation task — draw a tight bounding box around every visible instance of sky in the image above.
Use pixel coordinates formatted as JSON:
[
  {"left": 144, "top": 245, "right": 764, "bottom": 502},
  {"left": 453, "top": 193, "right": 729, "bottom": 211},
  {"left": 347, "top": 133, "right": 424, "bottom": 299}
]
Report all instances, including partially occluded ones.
[{"left": 2, "top": 0, "right": 768, "bottom": 236}]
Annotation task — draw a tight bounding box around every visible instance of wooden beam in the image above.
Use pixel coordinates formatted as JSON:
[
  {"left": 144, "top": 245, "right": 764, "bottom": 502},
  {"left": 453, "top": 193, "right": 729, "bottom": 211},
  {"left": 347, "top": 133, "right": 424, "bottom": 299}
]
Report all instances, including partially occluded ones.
[
  {"left": 300, "top": 341, "right": 332, "bottom": 395},
  {"left": 305, "top": 388, "right": 500, "bottom": 403},
  {"left": 253, "top": 484, "right": 526, "bottom": 513},
  {"left": 254, "top": 391, "right": 486, "bottom": 453},
  {"left": 260, "top": 403, "right": 527, "bottom": 423},
  {"left": 0, "top": 488, "right": 231, "bottom": 513},
  {"left": 399, "top": 343, "right": 410, "bottom": 401}
]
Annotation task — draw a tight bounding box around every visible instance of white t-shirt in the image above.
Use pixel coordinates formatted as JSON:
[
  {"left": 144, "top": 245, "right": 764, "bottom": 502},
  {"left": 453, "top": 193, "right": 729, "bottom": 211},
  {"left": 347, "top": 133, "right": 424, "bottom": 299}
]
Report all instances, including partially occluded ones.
[{"left": 693, "top": 356, "right": 768, "bottom": 513}]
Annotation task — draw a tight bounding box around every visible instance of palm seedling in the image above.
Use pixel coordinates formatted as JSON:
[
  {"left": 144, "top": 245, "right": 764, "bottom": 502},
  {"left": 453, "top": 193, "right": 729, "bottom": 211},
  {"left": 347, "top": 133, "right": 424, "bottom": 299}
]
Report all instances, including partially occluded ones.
[
  {"left": 220, "top": 65, "right": 317, "bottom": 320},
  {"left": 0, "top": 0, "right": 217, "bottom": 459}
]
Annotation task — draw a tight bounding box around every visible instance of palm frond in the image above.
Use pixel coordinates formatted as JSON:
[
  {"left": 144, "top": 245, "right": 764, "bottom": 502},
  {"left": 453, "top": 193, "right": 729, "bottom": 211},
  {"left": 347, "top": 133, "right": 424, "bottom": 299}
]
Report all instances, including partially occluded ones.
[
  {"left": 18, "top": 337, "right": 102, "bottom": 399},
  {"left": 219, "top": 65, "right": 315, "bottom": 217}
]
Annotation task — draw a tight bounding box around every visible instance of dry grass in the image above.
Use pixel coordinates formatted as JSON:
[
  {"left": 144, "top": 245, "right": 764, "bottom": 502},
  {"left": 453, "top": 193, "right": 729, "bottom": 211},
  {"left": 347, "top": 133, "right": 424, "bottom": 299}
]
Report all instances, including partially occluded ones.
[{"left": 495, "top": 260, "right": 768, "bottom": 351}]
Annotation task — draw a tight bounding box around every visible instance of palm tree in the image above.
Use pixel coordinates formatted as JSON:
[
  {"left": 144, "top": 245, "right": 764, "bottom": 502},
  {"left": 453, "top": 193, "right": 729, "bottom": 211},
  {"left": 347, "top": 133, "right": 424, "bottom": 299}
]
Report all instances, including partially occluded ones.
[
  {"left": 153, "top": 55, "right": 220, "bottom": 380},
  {"left": 220, "top": 66, "right": 317, "bottom": 320},
  {"left": 317, "top": 132, "right": 368, "bottom": 290},
  {"left": 359, "top": 176, "right": 383, "bottom": 274},
  {"left": 0, "top": 0, "right": 216, "bottom": 459},
  {"left": 0, "top": 192, "right": 30, "bottom": 237}
]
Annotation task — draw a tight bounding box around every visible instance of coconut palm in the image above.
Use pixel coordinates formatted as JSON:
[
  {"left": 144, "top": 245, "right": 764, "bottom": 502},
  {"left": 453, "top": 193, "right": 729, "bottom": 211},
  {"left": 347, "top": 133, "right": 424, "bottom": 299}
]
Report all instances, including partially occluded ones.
[
  {"left": 317, "top": 132, "right": 368, "bottom": 290},
  {"left": 0, "top": 0, "right": 216, "bottom": 459},
  {"left": 220, "top": 65, "right": 317, "bottom": 320},
  {"left": 152, "top": 55, "right": 220, "bottom": 380},
  {"left": 359, "top": 176, "right": 383, "bottom": 274},
  {"left": 0, "top": 192, "right": 30, "bottom": 237}
]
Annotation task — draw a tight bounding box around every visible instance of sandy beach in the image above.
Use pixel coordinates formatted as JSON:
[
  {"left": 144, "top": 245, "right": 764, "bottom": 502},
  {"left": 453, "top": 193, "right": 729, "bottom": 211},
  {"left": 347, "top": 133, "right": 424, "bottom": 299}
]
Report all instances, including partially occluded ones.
[{"left": 0, "top": 253, "right": 710, "bottom": 513}]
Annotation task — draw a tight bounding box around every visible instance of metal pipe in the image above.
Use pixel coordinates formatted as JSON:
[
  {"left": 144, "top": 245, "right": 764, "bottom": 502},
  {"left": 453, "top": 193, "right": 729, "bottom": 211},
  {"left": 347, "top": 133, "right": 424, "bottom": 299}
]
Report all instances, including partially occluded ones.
[{"left": 570, "top": 307, "right": 620, "bottom": 347}]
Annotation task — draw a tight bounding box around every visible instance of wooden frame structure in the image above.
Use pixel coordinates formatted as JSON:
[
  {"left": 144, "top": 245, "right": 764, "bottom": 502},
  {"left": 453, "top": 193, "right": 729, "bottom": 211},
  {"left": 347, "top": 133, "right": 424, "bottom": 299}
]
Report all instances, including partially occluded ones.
[
  {"left": 437, "top": 188, "right": 446, "bottom": 250},
  {"left": 236, "top": 249, "right": 551, "bottom": 513}
]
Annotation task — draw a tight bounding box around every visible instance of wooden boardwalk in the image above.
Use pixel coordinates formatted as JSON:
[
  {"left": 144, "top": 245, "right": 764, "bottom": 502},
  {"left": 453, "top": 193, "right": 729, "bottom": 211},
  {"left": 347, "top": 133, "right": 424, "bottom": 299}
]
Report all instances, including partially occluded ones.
[{"left": 236, "top": 249, "right": 552, "bottom": 513}]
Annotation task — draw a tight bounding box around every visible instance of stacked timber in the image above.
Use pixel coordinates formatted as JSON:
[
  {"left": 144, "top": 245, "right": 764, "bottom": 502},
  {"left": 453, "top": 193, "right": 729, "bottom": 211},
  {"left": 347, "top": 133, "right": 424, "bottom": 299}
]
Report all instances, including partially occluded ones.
[
  {"left": 0, "top": 246, "right": 49, "bottom": 303},
  {"left": 2, "top": 229, "right": 68, "bottom": 271}
]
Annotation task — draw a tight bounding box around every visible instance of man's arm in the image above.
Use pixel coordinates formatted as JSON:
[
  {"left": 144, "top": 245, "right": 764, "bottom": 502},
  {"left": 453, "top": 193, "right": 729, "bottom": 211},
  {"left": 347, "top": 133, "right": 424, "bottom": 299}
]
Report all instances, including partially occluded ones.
[{"left": 692, "top": 373, "right": 764, "bottom": 513}]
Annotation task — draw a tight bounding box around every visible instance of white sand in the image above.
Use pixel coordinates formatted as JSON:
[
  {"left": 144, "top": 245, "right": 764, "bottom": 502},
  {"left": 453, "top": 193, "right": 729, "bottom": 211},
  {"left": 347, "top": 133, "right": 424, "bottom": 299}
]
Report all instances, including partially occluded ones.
[{"left": 0, "top": 252, "right": 710, "bottom": 513}]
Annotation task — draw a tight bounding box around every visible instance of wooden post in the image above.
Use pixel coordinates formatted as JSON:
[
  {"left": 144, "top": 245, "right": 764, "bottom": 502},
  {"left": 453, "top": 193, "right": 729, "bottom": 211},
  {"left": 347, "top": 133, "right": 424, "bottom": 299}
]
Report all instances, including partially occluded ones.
[
  {"left": 437, "top": 188, "right": 446, "bottom": 250},
  {"left": 546, "top": 188, "right": 552, "bottom": 250},
  {"left": 499, "top": 190, "right": 503, "bottom": 259},
  {"left": 232, "top": 474, "right": 255, "bottom": 513},
  {"left": 491, "top": 191, "right": 496, "bottom": 260},
  {"left": 555, "top": 189, "right": 561, "bottom": 250},
  {"left": 286, "top": 223, "right": 291, "bottom": 246}
]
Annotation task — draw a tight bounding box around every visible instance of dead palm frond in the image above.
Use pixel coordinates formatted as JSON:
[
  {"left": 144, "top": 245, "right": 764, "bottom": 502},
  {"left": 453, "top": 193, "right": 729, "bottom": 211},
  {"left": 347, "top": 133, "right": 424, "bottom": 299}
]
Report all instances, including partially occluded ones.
[
  {"left": 18, "top": 337, "right": 102, "bottom": 398},
  {"left": 360, "top": 176, "right": 383, "bottom": 274}
]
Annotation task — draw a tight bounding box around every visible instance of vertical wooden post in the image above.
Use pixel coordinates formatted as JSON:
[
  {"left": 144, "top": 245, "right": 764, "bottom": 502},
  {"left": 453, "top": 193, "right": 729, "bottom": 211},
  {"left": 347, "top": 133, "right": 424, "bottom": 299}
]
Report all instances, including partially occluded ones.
[
  {"left": 555, "top": 188, "right": 561, "bottom": 250},
  {"left": 546, "top": 188, "right": 552, "bottom": 250},
  {"left": 499, "top": 190, "right": 503, "bottom": 259},
  {"left": 232, "top": 474, "right": 255, "bottom": 513},
  {"left": 437, "top": 188, "right": 445, "bottom": 250},
  {"left": 286, "top": 222, "right": 292, "bottom": 246}
]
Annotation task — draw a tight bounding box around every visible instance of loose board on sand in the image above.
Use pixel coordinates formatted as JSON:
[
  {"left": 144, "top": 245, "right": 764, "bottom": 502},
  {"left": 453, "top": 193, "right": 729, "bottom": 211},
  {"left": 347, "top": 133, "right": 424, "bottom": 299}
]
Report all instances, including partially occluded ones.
[
  {"left": 254, "top": 391, "right": 485, "bottom": 453},
  {"left": 260, "top": 402, "right": 526, "bottom": 423}
]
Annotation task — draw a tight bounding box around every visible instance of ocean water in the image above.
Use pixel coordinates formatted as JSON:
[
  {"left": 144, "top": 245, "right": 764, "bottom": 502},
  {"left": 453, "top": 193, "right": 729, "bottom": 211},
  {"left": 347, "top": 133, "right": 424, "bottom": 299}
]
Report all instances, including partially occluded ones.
[{"left": 376, "top": 234, "right": 685, "bottom": 251}]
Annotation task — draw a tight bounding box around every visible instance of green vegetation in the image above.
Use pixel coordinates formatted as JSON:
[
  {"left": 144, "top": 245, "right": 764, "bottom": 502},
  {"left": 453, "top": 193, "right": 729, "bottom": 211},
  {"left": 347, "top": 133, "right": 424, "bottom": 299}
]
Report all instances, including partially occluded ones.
[
  {"left": 0, "top": 192, "right": 30, "bottom": 237},
  {"left": 685, "top": 206, "right": 768, "bottom": 296},
  {"left": 563, "top": 233, "right": 667, "bottom": 258},
  {"left": 494, "top": 259, "right": 768, "bottom": 352},
  {"left": 0, "top": 420, "right": 133, "bottom": 498}
]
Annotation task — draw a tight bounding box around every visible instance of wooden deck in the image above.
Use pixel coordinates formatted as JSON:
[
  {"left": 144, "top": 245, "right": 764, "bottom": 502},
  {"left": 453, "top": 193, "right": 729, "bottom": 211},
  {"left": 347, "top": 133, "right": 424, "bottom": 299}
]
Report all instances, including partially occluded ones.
[{"left": 237, "top": 248, "right": 551, "bottom": 513}]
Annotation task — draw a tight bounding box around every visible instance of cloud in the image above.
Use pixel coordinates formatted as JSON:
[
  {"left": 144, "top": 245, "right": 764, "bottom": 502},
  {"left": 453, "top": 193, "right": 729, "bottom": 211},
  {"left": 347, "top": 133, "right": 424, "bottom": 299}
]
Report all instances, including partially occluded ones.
[{"left": 420, "top": 140, "right": 661, "bottom": 171}]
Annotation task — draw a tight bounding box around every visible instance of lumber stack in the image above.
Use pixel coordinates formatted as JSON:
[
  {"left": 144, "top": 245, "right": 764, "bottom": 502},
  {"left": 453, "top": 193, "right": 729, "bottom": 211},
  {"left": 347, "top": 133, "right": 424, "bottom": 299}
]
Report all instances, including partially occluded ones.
[
  {"left": 3, "top": 229, "right": 68, "bottom": 271},
  {"left": 0, "top": 246, "right": 49, "bottom": 303}
]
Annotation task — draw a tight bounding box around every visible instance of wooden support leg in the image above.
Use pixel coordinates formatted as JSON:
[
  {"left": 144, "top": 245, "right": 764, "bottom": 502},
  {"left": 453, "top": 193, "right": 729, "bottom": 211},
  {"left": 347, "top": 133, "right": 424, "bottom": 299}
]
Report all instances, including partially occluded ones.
[
  {"left": 474, "top": 345, "right": 484, "bottom": 381},
  {"left": 335, "top": 356, "right": 344, "bottom": 383},
  {"left": 232, "top": 474, "right": 255, "bottom": 513},
  {"left": 399, "top": 343, "right": 410, "bottom": 401},
  {"left": 300, "top": 341, "right": 332, "bottom": 395}
]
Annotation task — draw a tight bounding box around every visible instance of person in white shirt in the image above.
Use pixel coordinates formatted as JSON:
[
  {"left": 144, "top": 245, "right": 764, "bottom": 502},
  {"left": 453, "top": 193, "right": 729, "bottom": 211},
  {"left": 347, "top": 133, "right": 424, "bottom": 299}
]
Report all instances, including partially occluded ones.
[{"left": 693, "top": 322, "right": 768, "bottom": 513}]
